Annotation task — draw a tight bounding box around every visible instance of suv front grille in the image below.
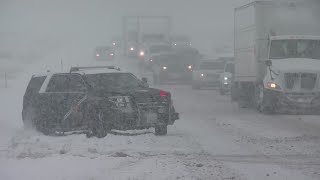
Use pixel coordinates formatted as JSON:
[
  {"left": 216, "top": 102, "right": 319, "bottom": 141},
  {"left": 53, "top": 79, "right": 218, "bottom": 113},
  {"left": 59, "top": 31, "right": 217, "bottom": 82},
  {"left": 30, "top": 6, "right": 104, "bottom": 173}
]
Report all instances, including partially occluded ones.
[{"left": 133, "top": 93, "right": 154, "bottom": 104}]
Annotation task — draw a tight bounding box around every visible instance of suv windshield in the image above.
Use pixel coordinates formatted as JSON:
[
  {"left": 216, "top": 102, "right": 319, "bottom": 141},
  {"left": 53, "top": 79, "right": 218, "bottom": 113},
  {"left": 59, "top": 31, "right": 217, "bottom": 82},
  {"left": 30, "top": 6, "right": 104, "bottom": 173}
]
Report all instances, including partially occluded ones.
[
  {"left": 199, "top": 62, "right": 224, "bottom": 70},
  {"left": 85, "top": 73, "right": 143, "bottom": 91},
  {"left": 270, "top": 39, "right": 320, "bottom": 60}
]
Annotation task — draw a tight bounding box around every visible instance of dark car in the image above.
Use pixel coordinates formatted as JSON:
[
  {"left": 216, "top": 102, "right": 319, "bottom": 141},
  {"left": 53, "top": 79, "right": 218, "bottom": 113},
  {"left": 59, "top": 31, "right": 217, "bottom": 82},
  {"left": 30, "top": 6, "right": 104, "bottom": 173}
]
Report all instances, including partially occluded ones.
[
  {"left": 151, "top": 52, "right": 201, "bottom": 84},
  {"left": 94, "top": 46, "right": 115, "bottom": 60},
  {"left": 22, "top": 66, "right": 179, "bottom": 137}
]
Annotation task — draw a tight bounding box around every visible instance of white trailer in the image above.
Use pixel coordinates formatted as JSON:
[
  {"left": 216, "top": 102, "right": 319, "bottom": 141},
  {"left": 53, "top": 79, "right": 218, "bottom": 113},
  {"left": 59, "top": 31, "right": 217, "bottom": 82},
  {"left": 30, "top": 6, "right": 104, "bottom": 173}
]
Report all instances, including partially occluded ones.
[{"left": 233, "top": 1, "right": 320, "bottom": 113}]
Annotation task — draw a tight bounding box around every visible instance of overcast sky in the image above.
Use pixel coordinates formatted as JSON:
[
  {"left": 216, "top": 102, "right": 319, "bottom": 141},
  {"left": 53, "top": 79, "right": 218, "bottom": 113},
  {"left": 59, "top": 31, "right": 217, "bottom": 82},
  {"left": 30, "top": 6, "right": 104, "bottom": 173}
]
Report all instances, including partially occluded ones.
[{"left": 1, "top": 0, "right": 249, "bottom": 53}]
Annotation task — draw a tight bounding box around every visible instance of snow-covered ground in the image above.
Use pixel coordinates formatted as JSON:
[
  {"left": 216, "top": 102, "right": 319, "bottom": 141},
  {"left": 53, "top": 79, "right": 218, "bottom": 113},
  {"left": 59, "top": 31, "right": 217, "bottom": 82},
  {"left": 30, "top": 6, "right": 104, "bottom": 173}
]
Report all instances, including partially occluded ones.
[{"left": 1, "top": 52, "right": 320, "bottom": 180}]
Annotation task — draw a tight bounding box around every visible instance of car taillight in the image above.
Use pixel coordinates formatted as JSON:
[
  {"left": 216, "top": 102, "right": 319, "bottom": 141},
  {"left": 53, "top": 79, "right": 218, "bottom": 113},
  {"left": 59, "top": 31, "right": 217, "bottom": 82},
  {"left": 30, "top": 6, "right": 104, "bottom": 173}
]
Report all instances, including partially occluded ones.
[{"left": 159, "top": 91, "right": 167, "bottom": 97}]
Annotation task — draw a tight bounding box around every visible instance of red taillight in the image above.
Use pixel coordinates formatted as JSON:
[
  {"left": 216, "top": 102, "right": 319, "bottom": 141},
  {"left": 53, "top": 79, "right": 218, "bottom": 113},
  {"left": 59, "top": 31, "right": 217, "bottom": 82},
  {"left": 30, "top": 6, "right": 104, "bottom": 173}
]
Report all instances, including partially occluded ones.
[{"left": 159, "top": 91, "right": 167, "bottom": 97}]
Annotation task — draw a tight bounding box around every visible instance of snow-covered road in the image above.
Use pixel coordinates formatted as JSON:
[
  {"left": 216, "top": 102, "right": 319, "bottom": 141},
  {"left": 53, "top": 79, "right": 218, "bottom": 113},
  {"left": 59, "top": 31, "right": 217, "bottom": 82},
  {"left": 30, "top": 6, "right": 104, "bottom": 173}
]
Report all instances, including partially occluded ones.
[{"left": 1, "top": 54, "right": 320, "bottom": 180}]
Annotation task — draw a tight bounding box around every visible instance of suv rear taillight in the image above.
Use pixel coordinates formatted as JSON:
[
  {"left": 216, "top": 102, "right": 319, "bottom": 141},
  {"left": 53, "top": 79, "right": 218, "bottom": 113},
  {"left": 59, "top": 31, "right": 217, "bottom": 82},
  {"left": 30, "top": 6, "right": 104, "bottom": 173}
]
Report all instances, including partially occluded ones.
[{"left": 159, "top": 91, "right": 167, "bottom": 97}]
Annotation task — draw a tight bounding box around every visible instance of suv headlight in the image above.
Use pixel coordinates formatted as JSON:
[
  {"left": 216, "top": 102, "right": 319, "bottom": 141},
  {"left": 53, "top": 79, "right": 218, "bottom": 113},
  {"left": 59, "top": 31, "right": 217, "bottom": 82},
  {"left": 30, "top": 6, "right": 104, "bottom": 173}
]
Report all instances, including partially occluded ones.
[{"left": 109, "top": 96, "right": 129, "bottom": 107}]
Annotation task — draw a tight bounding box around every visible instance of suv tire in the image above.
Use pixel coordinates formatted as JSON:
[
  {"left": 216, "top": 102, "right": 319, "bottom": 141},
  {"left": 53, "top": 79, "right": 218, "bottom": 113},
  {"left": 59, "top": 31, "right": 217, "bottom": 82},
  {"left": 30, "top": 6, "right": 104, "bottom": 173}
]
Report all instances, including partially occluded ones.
[
  {"left": 91, "top": 112, "right": 109, "bottom": 138},
  {"left": 155, "top": 125, "right": 167, "bottom": 136}
]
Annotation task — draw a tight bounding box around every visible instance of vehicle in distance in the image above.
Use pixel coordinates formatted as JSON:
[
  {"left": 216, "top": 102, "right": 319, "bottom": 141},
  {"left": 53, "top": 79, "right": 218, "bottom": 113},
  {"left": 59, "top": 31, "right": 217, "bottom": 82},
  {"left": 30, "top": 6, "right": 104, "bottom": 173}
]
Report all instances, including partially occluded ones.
[
  {"left": 171, "top": 35, "right": 191, "bottom": 47},
  {"left": 219, "top": 62, "right": 234, "bottom": 95},
  {"left": 151, "top": 52, "right": 200, "bottom": 84},
  {"left": 192, "top": 60, "right": 224, "bottom": 90},
  {"left": 94, "top": 46, "right": 115, "bottom": 60},
  {"left": 22, "top": 66, "right": 179, "bottom": 137},
  {"left": 140, "top": 42, "right": 173, "bottom": 69}
]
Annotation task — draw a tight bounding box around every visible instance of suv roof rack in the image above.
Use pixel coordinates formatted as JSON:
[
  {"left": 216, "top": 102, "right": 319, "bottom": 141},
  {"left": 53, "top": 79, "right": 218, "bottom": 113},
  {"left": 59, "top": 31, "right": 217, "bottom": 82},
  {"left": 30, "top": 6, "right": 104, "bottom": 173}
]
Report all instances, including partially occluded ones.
[{"left": 70, "top": 66, "right": 121, "bottom": 73}]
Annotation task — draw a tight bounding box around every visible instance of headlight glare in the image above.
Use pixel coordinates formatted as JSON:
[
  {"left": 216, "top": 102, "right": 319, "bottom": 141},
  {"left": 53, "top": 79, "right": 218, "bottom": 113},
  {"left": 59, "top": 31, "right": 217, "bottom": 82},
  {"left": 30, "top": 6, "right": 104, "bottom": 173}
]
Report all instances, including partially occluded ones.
[{"left": 266, "top": 82, "right": 281, "bottom": 90}]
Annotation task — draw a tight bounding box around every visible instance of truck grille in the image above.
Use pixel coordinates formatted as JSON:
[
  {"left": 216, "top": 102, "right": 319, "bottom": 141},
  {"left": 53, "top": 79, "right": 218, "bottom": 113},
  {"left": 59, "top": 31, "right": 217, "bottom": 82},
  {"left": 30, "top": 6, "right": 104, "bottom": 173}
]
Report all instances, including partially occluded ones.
[{"left": 284, "top": 73, "right": 317, "bottom": 90}]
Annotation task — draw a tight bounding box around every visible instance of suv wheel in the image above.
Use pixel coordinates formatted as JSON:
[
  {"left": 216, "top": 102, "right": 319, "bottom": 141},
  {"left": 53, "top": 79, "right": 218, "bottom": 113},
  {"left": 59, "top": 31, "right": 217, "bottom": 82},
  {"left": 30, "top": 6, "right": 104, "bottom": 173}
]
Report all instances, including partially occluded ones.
[
  {"left": 155, "top": 125, "right": 167, "bottom": 136},
  {"left": 90, "top": 112, "right": 109, "bottom": 138}
]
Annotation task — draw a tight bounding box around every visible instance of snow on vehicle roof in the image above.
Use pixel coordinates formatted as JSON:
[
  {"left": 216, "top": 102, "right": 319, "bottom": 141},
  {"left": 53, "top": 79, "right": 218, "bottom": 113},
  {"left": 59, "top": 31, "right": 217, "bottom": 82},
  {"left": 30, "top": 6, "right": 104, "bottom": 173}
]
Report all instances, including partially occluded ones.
[
  {"left": 71, "top": 69, "right": 127, "bottom": 75},
  {"left": 32, "top": 72, "right": 55, "bottom": 77},
  {"left": 270, "top": 35, "right": 320, "bottom": 40}
]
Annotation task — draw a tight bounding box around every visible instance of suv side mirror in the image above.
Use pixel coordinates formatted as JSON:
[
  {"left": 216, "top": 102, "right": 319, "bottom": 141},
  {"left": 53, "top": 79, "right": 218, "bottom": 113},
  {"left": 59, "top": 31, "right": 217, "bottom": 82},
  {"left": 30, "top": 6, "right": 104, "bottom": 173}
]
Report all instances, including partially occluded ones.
[{"left": 265, "top": 60, "right": 272, "bottom": 67}]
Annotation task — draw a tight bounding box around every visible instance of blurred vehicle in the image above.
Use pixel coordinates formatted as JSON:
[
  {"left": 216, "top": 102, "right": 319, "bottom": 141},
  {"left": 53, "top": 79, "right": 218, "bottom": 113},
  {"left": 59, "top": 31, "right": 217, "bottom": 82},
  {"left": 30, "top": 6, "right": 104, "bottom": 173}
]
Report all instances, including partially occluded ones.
[
  {"left": 219, "top": 62, "right": 234, "bottom": 95},
  {"left": 22, "top": 66, "right": 179, "bottom": 137},
  {"left": 123, "top": 16, "right": 172, "bottom": 57},
  {"left": 217, "top": 56, "right": 234, "bottom": 65},
  {"left": 126, "top": 42, "right": 139, "bottom": 57},
  {"left": 151, "top": 53, "right": 199, "bottom": 84},
  {"left": 233, "top": 1, "right": 320, "bottom": 114},
  {"left": 139, "top": 42, "right": 173, "bottom": 69},
  {"left": 171, "top": 35, "right": 192, "bottom": 47},
  {"left": 192, "top": 60, "right": 224, "bottom": 89},
  {"left": 94, "top": 46, "right": 115, "bottom": 60},
  {"left": 110, "top": 37, "right": 122, "bottom": 49}
]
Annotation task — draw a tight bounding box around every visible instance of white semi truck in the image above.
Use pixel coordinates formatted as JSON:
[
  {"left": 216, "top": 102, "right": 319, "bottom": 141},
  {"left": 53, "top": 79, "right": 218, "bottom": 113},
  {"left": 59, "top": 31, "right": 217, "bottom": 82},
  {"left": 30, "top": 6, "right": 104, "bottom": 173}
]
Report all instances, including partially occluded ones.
[{"left": 233, "top": 1, "right": 320, "bottom": 113}]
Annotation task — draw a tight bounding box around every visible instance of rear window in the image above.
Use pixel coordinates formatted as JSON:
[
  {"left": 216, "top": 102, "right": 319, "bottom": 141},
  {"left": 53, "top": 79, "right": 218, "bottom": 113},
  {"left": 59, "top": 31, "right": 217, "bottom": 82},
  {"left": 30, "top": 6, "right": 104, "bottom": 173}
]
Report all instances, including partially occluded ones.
[
  {"left": 46, "top": 74, "right": 86, "bottom": 93},
  {"left": 25, "top": 76, "right": 46, "bottom": 94},
  {"left": 23, "top": 76, "right": 46, "bottom": 107},
  {"left": 225, "top": 63, "right": 235, "bottom": 73}
]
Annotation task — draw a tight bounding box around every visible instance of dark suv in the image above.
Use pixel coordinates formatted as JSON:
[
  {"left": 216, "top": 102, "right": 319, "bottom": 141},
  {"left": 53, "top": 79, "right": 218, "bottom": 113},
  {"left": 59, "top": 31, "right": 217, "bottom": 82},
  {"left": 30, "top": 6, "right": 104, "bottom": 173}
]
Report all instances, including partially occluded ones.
[{"left": 22, "top": 66, "right": 179, "bottom": 137}]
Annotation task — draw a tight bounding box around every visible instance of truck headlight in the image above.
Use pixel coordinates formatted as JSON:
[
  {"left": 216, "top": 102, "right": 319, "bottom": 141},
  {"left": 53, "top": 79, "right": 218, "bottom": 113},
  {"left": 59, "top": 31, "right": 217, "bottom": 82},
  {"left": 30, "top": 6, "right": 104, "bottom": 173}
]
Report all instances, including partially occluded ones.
[
  {"left": 109, "top": 96, "right": 129, "bottom": 107},
  {"left": 266, "top": 82, "right": 281, "bottom": 90}
]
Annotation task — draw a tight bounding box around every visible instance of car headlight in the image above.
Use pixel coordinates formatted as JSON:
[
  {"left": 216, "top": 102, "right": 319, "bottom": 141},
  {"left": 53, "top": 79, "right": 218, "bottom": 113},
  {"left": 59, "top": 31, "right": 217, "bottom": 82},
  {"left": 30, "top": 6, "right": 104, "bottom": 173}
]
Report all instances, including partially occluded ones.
[
  {"left": 130, "top": 47, "right": 134, "bottom": 51},
  {"left": 224, "top": 77, "right": 228, "bottom": 81},
  {"left": 109, "top": 96, "right": 129, "bottom": 107},
  {"left": 266, "top": 82, "right": 281, "bottom": 90},
  {"left": 140, "top": 51, "right": 145, "bottom": 56},
  {"left": 201, "top": 73, "right": 204, "bottom": 77},
  {"left": 110, "top": 53, "right": 114, "bottom": 56},
  {"left": 163, "top": 66, "right": 167, "bottom": 70},
  {"left": 96, "top": 54, "right": 100, "bottom": 57},
  {"left": 188, "top": 65, "right": 192, "bottom": 69},
  {"left": 113, "top": 42, "right": 116, "bottom": 46}
]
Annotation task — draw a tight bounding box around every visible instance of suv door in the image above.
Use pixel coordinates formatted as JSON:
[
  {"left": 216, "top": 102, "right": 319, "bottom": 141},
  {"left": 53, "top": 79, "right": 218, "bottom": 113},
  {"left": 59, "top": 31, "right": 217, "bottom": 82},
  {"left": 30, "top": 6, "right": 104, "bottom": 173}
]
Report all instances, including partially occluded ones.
[{"left": 38, "top": 73, "right": 88, "bottom": 133}]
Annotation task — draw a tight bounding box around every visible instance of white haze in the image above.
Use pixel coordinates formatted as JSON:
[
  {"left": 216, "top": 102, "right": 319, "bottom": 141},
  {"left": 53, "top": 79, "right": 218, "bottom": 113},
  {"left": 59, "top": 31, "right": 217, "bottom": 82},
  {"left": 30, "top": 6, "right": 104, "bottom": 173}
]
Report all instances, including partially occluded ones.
[{"left": 0, "top": 0, "right": 251, "bottom": 60}]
